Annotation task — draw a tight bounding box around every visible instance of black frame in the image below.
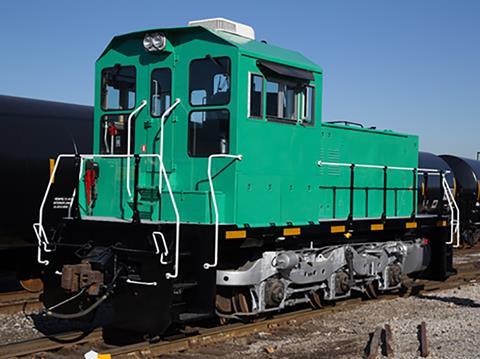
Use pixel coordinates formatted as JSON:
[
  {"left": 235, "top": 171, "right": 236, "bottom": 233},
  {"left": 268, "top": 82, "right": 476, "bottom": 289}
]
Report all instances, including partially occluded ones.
[
  {"left": 187, "top": 109, "right": 230, "bottom": 157},
  {"left": 101, "top": 65, "right": 137, "bottom": 111},
  {"left": 150, "top": 68, "right": 172, "bottom": 118},
  {"left": 300, "top": 85, "right": 315, "bottom": 126},
  {"left": 248, "top": 73, "right": 264, "bottom": 119},
  {"left": 188, "top": 56, "right": 231, "bottom": 107},
  {"left": 265, "top": 76, "right": 299, "bottom": 124}
]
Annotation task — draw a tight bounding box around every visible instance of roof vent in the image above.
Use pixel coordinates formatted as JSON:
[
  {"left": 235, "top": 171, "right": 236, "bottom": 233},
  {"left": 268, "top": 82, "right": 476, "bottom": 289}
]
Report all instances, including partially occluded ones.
[{"left": 188, "top": 18, "right": 255, "bottom": 40}]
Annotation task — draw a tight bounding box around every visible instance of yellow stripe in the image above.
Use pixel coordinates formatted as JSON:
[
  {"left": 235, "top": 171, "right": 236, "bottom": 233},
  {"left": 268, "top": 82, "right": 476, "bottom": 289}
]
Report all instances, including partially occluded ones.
[
  {"left": 49, "top": 158, "right": 55, "bottom": 183},
  {"left": 331, "top": 225, "right": 346, "bottom": 233},
  {"left": 283, "top": 227, "right": 301, "bottom": 236},
  {"left": 436, "top": 220, "right": 448, "bottom": 227},
  {"left": 225, "top": 230, "right": 247, "bottom": 240},
  {"left": 370, "top": 223, "right": 384, "bottom": 231},
  {"left": 98, "top": 355, "right": 112, "bottom": 359},
  {"left": 477, "top": 180, "right": 480, "bottom": 202},
  {"left": 405, "top": 222, "right": 417, "bottom": 229}
]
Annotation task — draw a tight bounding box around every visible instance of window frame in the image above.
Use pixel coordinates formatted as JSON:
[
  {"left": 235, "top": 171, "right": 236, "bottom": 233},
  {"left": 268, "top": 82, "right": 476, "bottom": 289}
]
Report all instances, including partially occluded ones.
[
  {"left": 188, "top": 56, "right": 232, "bottom": 107},
  {"left": 100, "top": 65, "right": 137, "bottom": 112},
  {"left": 187, "top": 109, "right": 231, "bottom": 158},
  {"left": 248, "top": 72, "right": 264, "bottom": 119},
  {"left": 299, "top": 84, "right": 315, "bottom": 127},
  {"left": 150, "top": 67, "right": 172, "bottom": 118},
  {"left": 100, "top": 114, "right": 132, "bottom": 154},
  {"left": 264, "top": 76, "right": 299, "bottom": 124}
]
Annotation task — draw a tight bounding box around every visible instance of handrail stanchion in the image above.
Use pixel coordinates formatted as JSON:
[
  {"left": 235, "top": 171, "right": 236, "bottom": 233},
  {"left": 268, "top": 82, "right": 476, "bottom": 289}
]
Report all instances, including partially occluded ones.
[
  {"left": 132, "top": 154, "right": 141, "bottom": 223},
  {"left": 159, "top": 99, "right": 181, "bottom": 193},
  {"left": 203, "top": 154, "right": 243, "bottom": 270},
  {"left": 126, "top": 100, "right": 147, "bottom": 197}
]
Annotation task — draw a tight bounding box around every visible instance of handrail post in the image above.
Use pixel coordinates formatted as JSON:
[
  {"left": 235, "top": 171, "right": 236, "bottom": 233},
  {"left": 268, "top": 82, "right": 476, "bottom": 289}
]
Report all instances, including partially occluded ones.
[
  {"left": 439, "top": 170, "right": 445, "bottom": 214},
  {"left": 382, "top": 166, "right": 387, "bottom": 221},
  {"left": 411, "top": 168, "right": 417, "bottom": 218},
  {"left": 73, "top": 154, "right": 81, "bottom": 219},
  {"left": 132, "top": 154, "right": 141, "bottom": 223},
  {"left": 203, "top": 153, "right": 243, "bottom": 270},
  {"left": 348, "top": 164, "right": 355, "bottom": 223}
]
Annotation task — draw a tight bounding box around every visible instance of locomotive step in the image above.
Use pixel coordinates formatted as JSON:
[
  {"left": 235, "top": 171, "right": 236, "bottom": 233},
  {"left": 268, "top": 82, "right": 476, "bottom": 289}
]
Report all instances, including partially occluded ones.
[
  {"left": 173, "top": 281, "right": 198, "bottom": 291},
  {"left": 178, "top": 312, "right": 211, "bottom": 322}
]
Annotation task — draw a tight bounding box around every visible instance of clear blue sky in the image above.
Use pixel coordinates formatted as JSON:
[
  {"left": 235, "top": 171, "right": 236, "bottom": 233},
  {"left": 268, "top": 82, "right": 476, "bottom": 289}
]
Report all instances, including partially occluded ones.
[{"left": 0, "top": 0, "right": 478, "bottom": 157}]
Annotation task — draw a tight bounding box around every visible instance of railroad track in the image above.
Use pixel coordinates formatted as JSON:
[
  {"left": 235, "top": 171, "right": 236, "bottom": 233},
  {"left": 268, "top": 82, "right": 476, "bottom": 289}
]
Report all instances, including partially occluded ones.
[
  {"left": 1, "top": 258, "right": 479, "bottom": 358},
  {"left": 0, "top": 290, "right": 42, "bottom": 315}
]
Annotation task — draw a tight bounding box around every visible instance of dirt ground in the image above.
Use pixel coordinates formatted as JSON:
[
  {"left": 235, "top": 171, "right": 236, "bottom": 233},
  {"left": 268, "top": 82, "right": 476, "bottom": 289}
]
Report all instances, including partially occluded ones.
[{"left": 162, "top": 282, "right": 480, "bottom": 359}]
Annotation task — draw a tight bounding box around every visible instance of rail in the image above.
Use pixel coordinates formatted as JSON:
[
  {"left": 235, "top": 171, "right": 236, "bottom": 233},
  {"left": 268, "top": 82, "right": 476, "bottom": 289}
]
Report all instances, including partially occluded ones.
[
  {"left": 317, "top": 160, "right": 418, "bottom": 221},
  {"left": 441, "top": 173, "right": 461, "bottom": 247},
  {"left": 33, "top": 153, "right": 181, "bottom": 279},
  {"left": 204, "top": 153, "right": 243, "bottom": 270},
  {"left": 316, "top": 160, "right": 460, "bottom": 245}
]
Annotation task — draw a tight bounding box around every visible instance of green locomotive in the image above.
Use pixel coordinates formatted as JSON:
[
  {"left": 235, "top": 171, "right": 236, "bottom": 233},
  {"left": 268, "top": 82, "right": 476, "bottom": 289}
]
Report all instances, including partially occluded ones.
[{"left": 35, "top": 18, "right": 456, "bottom": 339}]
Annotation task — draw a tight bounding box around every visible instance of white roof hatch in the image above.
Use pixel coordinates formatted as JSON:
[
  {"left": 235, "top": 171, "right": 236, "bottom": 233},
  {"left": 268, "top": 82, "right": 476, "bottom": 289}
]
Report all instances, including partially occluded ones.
[{"left": 188, "top": 18, "right": 255, "bottom": 40}]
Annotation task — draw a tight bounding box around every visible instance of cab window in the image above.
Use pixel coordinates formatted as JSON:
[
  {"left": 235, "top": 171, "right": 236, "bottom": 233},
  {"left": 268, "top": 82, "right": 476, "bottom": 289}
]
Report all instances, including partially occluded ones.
[
  {"left": 189, "top": 56, "right": 230, "bottom": 106},
  {"left": 301, "top": 85, "right": 314, "bottom": 125},
  {"left": 188, "top": 110, "right": 229, "bottom": 157},
  {"left": 100, "top": 114, "right": 131, "bottom": 154},
  {"left": 249, "top": 74, "right": 263, "bottom": 118},
  {"left": 151, "top": 68, "right": 172, "bottom": 117},
  {"left": 266, "top": 78, "right": 297, "bottom": 121},
  {"left": 101, "top": 66, "right": 136, "bottom": 110}
]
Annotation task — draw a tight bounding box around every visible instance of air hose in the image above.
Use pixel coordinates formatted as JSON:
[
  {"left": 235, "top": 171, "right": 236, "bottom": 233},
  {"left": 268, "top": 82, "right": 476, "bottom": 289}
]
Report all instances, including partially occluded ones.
[{"left": 45, "top": 292, "right": 109, "bottom": 320}]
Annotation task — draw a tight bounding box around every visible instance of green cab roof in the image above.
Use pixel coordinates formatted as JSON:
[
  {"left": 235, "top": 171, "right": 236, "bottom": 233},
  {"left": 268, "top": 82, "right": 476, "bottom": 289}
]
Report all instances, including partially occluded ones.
[{"left": 100, "top": 26, "right": 322, "bottom": 73}]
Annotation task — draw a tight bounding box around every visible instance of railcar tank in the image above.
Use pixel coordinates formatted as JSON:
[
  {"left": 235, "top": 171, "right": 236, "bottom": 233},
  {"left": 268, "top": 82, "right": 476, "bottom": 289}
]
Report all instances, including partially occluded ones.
[
  {"left": 440, "top": 155, "right": 480, "bottom": 246},
  {"left": 34, "top": 18, "right": 456, "bottom": 341},
  {"left": 0, "top": 95, "right": 92, "bottom": 289},
  {"left": 417, "top": 152, "right": 455, "bottom": 215}
]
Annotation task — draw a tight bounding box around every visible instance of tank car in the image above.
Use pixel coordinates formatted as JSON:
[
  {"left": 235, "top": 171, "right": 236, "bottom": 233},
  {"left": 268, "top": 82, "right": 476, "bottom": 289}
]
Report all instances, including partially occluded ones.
[
  {"left": 35, "top": 19, "right": 456, "bottom": 340},
  {"left": 440, "top": 155, "right": 480, "bottom": 246},
  {"left": 0, "top": 95, "right": 92, "bottom": 290},
  {"left": 418, "top": 152, "right": 455, "bottom": 215}
]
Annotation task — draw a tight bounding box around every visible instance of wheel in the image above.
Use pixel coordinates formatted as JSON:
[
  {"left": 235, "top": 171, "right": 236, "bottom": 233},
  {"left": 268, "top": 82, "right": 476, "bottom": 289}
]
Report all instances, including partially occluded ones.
[
  {"left": 232, "top": 289, "right": 252, "bottom": 314},
  {"left": 471, "top": 229, "right": 480, "bottom": 246},
  {"left": 19, "top": 278, "right": 44, "bottom": 293},
  {"left": 462, "top": 229, "right": 475, "bottom": 246}
]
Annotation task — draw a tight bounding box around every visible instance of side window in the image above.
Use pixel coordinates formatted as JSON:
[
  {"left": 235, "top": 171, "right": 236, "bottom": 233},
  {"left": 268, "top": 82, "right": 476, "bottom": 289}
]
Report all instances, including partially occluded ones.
[
  {"left": 188, "top": 110, "right": 230, "bottom": 157},
  {"left": 301, "top": 86, "right": 314, "bottom": 125},
  {"left": 249, "top": 74, "right": 263, "bottom": 118},
  {"left": 266, "top": 79, "right": 296, "bottom": 121},
  {"left": 151, "top": 68, "right": 172, "bottom": 117},
  {"left": 101, "top": 66, "right": 136, "bottom": 110},
  {"left": 189, "top": 57, "right": 230, "bottom": 106},
  {"left": 100, "top": 114, "right": 130, "bottom": 154}
]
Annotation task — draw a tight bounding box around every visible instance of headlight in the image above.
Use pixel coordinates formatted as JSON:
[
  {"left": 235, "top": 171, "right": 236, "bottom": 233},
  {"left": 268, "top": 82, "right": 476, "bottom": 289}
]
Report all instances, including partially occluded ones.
[
  {"left": 143, "top": 33, "right": 166, "bottom": 52},
  {"left": 143, "top": 34, "right": 154, "bottom": 52},
  {"left": 152, "top": 33, "right": 166, "bottom": 51}
]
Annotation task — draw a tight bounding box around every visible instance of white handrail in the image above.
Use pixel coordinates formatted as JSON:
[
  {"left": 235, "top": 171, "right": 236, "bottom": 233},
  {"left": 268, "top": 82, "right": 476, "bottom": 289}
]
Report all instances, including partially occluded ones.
[
  {"left": 33, "top": 154, "right": 75, "bottom": 265},
  {"left": 126, "top": 279, "right": 158, "bottom": 286},
  {"left": 126, "top": 100, "right": 147, "bottom": 197},
  {"left": 33, "top": 153, "right": 181, "bottom": 278},
  {"left": 159, "top": 99, "right": 181, "bottom": 193},
  {"left": 317, "top": 160, "right": 439, "bottom": 173},
  {"left": 103, "top": 121, "right": 110, "bottom": 154},
  {"left": 152, "top": 231, "right": 169, "bottom": 265},
  {"left": 442, "top": 174, "right": 461, "bottom": 247},
  {"left": 204, "top": 153, "right": 243, "bottom": 270}
]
